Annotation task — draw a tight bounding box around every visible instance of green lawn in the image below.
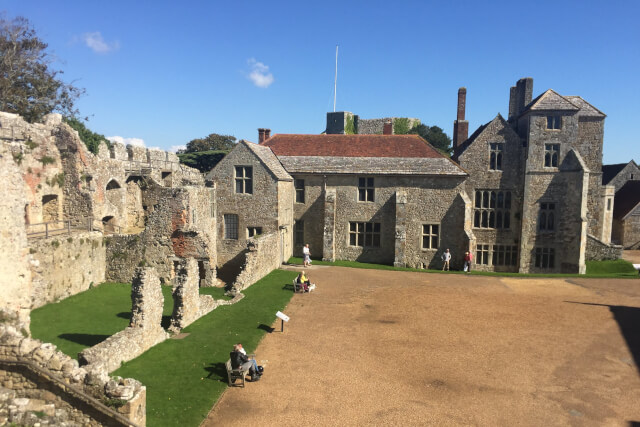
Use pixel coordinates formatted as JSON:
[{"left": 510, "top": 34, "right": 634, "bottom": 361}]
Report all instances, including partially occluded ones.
[
  {"left": 31, "top": 283, "right": 233, "bottom": 359},
  {"left": 113, "top": 269, "right": 296, "bottom": 427},
  {"left": 288, "top": 257, "right": 639, "bottom": 279}
]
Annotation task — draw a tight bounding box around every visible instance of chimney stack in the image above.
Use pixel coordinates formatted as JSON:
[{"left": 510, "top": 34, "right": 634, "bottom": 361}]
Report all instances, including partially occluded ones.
[
  {"left": 264, "top": 129, "right": 271, "bottom": 140},
  {"left": 453, "top": 87, "right": 469, "bottom": 150},
  {"left": 383, "top": 121, "right": 393, "bottom": 135},
  {"left": 508, "top": 77, "right": 533, "bottom": 121},
  {"left": 258, "top": 128, "right": 266, "bottom": 144}
]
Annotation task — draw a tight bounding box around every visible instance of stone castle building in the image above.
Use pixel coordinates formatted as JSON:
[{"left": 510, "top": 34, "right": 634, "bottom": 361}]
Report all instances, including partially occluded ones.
[{"left": 209, "top": 77, "right": 620, "bottom": 274}]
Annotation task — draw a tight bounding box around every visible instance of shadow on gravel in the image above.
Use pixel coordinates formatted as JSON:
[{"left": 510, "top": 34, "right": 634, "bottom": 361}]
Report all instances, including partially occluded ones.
[
  {"left": 58, "top": 333, "right": 111, "bottom": 347},
  {"left": 566, "top": 301, "right": 640, "bottom": 372},
  {"left": 257, "top": 324, "right": 274, "bottom": 333}
]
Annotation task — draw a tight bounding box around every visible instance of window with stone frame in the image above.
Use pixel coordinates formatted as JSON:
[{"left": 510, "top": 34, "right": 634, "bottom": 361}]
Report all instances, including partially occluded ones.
[
  {"left": 492, "top": 245, "right": 518, "bottom": 266},
  {"left": 534, "top": 247, "right": 555, "bottom": 269},
  {"left": 294, "top": 220, "right": 304, "bottom": 245},
  {"left": 489, "top": 143, "right": 504, "bottom": 171},
  {"left": 224, "top": 214, "right": 238, "bottom": 240},
  {"left": 546, "top": 115, "right": 562, "bottom": 130},
  {"left": 476, "top": 244, "right": 489, "bottom": 265},
  {"left": 358, "top": 177, "right": 375, "bottom": 202},
  {"left": 210, "top": 192, "right": 215, "bottom": 218},
  {"left": 538, "top": 202, "right": 556, "bottom": 232},
  {"left": 247, "top": 227, "right": 262, "bottom": 238},
  {"left": 473, "top": 190, "right": 511, "bottom": 229},
  {"left": 294, "top": 179, "right": 305, "bottom": 203},
  {"left": 544, "top": 144, "right": 560, "bottom": 167},
  {"left": 349, "top": 222, "right": 381, "bottom": 247},
  {"left": 235, "top": 166, "right": 253, "bottom": 194},
  {"left": 421, "top": 224, "right": 439, "bottom": 250},
  {"left": 607, "top": 198, "right": 612, "bottom": 211}
]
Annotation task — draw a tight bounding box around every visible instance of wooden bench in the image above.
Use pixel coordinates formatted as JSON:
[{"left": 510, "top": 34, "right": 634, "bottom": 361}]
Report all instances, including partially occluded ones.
[{"left": 225, "top": 359, "right": 249, "bottom": 387}]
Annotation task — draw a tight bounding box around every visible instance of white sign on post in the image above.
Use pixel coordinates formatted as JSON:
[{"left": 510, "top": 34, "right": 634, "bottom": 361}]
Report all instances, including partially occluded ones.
[{"left": 275, "top": 311, "right": 290, "bottom": 322}]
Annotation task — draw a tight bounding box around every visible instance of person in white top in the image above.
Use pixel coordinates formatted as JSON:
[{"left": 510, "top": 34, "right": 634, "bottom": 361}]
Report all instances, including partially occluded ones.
[
  {"left": 303, "top": 244, "right": 311, "bottom": 267},
  {"left": 442, "top": 248, "right": 452, "bottom": 271}
]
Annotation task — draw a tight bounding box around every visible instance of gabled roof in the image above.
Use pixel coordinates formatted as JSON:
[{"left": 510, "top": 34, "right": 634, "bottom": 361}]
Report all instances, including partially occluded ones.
[
  {"left": 262, "top": 134, "right": 466, "bottom": 176},
  {"left": 613, "top": 180, "right": 640, "bottom": 220},
  {"left": 602, "top": 162, "right": 631, "bottom": 185},
  {"left": 564, "top": 96, "right": 606, "bottom": 118},
  {"left": 262, "top": 134, "right": 443, "bottom": 158},
  {"left": 523, "top": 89, "right": 580, "bottom": 113},
  {"left": 241, "top": 139, "right": 292, "bottom": 181},
  {"left": 453, "top": 114, "right": 518, "bottom": 159}
]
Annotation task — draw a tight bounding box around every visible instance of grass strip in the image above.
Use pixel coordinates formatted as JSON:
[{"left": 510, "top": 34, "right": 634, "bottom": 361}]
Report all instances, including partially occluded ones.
[
  {"left": 288, "top": 257, "right": 638, "bottom": 279},
  {"left": 113, "top": 269, "right": 297, "bottom": 427},
  {"left": 31, "top": 283, "right": 232, "bottom": 359}
]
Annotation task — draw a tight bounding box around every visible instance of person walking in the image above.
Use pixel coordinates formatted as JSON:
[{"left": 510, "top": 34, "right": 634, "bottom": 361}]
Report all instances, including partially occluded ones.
[
  {"left": 303, "top": 244, "right": 312, "bottom": 267},
  {"left": 442, "top": 248, "right": 452, "bottom": 271},
  {"left": 464, "top": 251, "right": 473, "bottom": 273}
]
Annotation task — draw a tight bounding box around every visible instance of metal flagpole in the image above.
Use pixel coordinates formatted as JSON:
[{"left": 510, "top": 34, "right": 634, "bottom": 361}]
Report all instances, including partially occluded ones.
[{"left": 333, "top": 45, "right": 339, "bottom": 112}]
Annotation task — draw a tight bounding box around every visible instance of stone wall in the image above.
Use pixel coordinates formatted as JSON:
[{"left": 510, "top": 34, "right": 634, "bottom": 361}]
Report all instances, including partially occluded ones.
[
  {"left": 30, "top": 232, "right": 106, "bottom": 309},
  {"left": 233, "top": 232, "right": 282, "bottom": 291},
  {"left": 607, "top": 161, "right": 640, "bottom": 192},
  {"left": 585, "top": 234, "right": 623, "bottom": 261},
  {"left": 79, "top": 268, "right": 168, "bottom": 374},
  {"left": 0, "top": 325, "right": 145, "bottom": 426},
  {"left": 0, "top": 141, "right": 32, "bottom": 330},
  {"left": 612, "top": 205, "right": 640, "bottom": 249},
  {"left": 358, "top": 117, "right": 420, "bottom": 135}
]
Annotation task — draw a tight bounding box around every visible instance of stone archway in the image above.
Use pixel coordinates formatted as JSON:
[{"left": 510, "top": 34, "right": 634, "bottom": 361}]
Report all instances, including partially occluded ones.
[
  {"left": 42, "top": 194, "right": 59, "bottom": 222},
  {"left": 102, "top": 216, "right": 117, "bottom": 233}
]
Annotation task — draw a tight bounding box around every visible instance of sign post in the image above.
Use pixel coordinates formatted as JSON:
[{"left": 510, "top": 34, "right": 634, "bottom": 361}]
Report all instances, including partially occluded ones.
[{"left": 275, "top": 311, "right": 290, "bottom": 332}]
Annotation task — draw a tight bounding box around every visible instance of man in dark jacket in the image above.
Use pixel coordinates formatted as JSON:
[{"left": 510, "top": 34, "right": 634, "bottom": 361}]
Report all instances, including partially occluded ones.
[{"left": 230, "top": 344, "right": 260, "bottom": 381}]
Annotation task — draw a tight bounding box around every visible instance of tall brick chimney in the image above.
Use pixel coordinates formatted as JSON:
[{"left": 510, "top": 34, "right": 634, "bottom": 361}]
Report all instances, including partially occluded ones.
[
  {"left": 508, "top": 77, "right": 533, "bottom": 121},
  {"left": 453, "top": 87, "right": 469, "bottom": 150},
  {"left": 383, "top": 121, "right": 393, "bottom": 135},
  {"left": 258, "top": 128, "right": 266, "bottom": 143},
  {"left": 264, "top": 129, "right": 271, "bottom": 140}
]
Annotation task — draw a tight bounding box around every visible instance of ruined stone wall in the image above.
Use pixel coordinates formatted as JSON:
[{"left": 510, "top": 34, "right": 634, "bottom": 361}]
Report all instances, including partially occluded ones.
[
  {"left": 357, "top": 117, "right": 420, "bottom": 135},
  {"left": 0, "top": 141, "right": 32, "bottom": 330},
  {"left": 585, "top": 234, "right": 623, "bottom": 260},
  {"left": 0, "top": 325, "right": 146, "bottom": 426},
  {"left": 456, "top": 117, "right": 525, "bottom": 272},
  {"left": 30, "top": 232, "right": 106, "bottom": 309},
  {"left": 209, "top": 143, "right": 280, "bottom": 271},
  {"left": 233, "top": 232, "right": 282, "bottom": 291}
]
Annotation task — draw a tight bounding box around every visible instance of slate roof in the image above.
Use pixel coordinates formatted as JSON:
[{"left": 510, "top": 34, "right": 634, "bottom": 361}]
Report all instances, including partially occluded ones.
[
  {"left": 523, "top": 89, "right": 580, "bottom": 113},
  {"left": 565, "top": 96, "right": 606, "bottom": 118},
  {"left": 241, "top": 140, "right": 292, "bottom": 181},
  {"left": 262, "top": 134, "right": 466, "bottom": 176},
  {"left": 613, "top": 180, "right": 640, "bottom": 220},
  {"left": 602, "top": 162, "right": 629, "bottom": 185}
]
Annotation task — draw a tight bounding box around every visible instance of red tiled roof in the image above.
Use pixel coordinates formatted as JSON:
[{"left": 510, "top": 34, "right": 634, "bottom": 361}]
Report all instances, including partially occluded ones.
[{"left": 261, "top": 134, "right": 444, "bottom": 158}]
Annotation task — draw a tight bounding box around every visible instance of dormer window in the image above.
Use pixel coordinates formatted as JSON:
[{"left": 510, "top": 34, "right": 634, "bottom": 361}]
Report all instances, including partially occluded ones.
[{"left": 546, "top": 115, "right": 562, "bottom": 130}]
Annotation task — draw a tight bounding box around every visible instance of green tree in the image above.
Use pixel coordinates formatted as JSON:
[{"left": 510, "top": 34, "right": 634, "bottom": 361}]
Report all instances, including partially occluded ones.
[
  {"left": 177, "top": 150, "right": 227, "bottom": 173},
  {"left": 183, "top": 133, "right": 237, "bottom": 153},
  {"left": 0, "top": 15, "right": 84, "bottom": 123},
  {"left": 63, "top": 117, "right": 110, "bottom": 155},
  {"left": 409, "top": 124, "right": 452, "bottom": 156}
]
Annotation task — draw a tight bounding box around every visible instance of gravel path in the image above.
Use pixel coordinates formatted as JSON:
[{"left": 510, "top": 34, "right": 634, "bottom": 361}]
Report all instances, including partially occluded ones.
[{"left": 203, "top": 266, "right": 640, "bottom": 426}]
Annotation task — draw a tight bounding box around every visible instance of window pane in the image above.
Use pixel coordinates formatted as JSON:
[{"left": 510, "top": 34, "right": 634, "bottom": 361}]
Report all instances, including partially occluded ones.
[
  {"left": 483, "top": 192, "right": 489, "bottom": 208},
  {"left": 367, "top": 178, "right": 374, "bottom": 187},
  {"left": 548, "top": 213, "right": 554, "bottom": 230},
  {"left": 365, "top": 233, "right": 372, "bottom": 247},
  {"left": 245, "top": 180, "right": 252, "bottom": 194},
  {"left": 365, "top": 223, "right": 373, "bottom": 232},
  {"left": 547, "top": 116, "right": 553, "bottom": 129},
  {"left": 489, "top": 211, "right": 495, "bottom": 228},
  {"left": 505, "top": 192, "right": 511, "bottom": 209},
  {"left": 482, "top": 211, "right": 488, "bottom": 228},
  {"left": 358, "top": 189, "right": 365, "bottom": 201},
  {"left": 475, "top": 192, "right": 481, "bottom": 208},
  {"left": 236, "top": 180, "right": 243, "bottom": 193},
  {"left": 498, "top": 191, "right": 505, "bottom": 208},
  {"left": 350, "top": 233, "right": 357, "bottom": 246},
  {"left": 496, "top": 153, "right": 502, "bottom": 170},
  {"left": 235, "top": 166, "right": 243, "bottom": 178},
  {"left": 496, "top": 211, "right": 502, "bottom": 229},
  {"left": 423, "top": 236, "right": 428, "bottom": 249},
  {"left": 432, "top": 224, "right": 438, "bottom": 235},
  {"left": 359, "top": 177, "right": 365, "bottom": 187},
  {"left": 490, "top": 192, "right": 496, "bottom": 208},
  {"left": 504, "top": 212, "right": 510, "bottom": 229},
  {"left": 474, "top": 211, "right": 480, "bottom": 227},
  {"left": 367, "top": 189, "right": 374, "bottom": 201},
  {"left": 432, "top": 236, "right": 438, "bottom": 249},
  {"left": 490, "top": 153, "right": 496, "bottom": 170},
  {"left": 350, "top": 222, "right": 356, "bottom": 232},
  {"left": 374, "top": 223, "right": 380, "bottom": 233},
  {"left": 358, "top": 223, "right": 364, "bottom": 232}
]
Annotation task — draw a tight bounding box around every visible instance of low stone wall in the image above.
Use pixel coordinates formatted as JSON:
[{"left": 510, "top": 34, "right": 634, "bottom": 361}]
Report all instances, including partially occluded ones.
[
  {"left": 79, "top": 268, "right": 168, "bottom": 373},
  {"left": 0, "top": 325, "right": 145, "bottom": 426},
  {"left": 233, "top": 232, "right": 281, "bottom": 291},
  {"left": 30, "top": 232, "right": 106, "bottom": 308},
  {"left": 585, "top": 234, "right": 623, "bottom": 261}
]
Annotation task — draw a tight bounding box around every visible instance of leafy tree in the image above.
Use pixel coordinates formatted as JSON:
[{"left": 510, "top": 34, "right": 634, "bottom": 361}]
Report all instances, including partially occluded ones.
[
  {"left": 63, "top": 117, "right": 110, "bottom": 155},
  {"left": 177, "top": 150, "right": 227, "bottom": 173},
  {"left": 0, "top": 15, "right": 84, "bottom": 123},
  {"left": 409, "top": 124, "right": 452, "bottom": 156},
  {"left": 183, "top": 133, "right": 237, "bottom": 153}
]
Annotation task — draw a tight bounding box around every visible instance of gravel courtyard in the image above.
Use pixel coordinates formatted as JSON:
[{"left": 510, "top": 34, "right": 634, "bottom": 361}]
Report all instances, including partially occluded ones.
[{"left": 204, "top": 266, "right": 640, "bottom": 426}]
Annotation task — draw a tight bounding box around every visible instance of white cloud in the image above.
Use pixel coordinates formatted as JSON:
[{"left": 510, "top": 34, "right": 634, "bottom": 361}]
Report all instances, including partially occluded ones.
[
  {"left": 170, "top": 145, "right": 186, "bottom": 153},
  {"left": 82, "top": 32, "right": 119, "bottom": 54},
  {"left": 247, "top": 58, "right": 274, "bottom": 88},
  {"left": 107, "top": 136, "right": 145, "bottom": 147}
]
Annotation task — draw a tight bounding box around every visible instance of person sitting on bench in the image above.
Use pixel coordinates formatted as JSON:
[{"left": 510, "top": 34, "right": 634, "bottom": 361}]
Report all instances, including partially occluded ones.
[
  {"left": 236, "top": 343, "right": 260, "bottom": 375},
  {"left": 230, "top": 344, "right": 260, "bottom": 382},
  {"left": 297, "top": 271, "right": 314, "bottom": 292}
]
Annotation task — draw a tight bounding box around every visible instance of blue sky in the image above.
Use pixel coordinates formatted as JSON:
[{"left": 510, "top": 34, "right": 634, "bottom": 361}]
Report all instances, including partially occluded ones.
[{"left": 3, "top": 0, "right": 639, "bottom": 163}]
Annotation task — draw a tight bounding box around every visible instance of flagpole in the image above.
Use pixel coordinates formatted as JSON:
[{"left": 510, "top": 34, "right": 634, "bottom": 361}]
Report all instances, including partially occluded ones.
[{"left": 333, "top": 45, "right": 339, "bottom": 112}]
